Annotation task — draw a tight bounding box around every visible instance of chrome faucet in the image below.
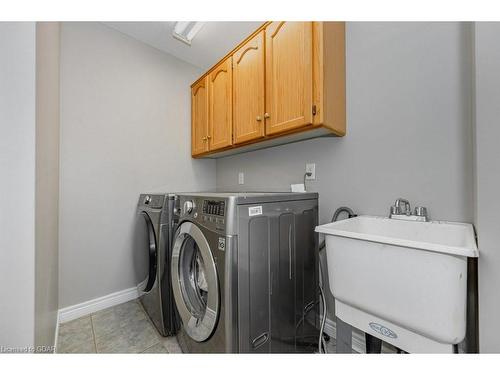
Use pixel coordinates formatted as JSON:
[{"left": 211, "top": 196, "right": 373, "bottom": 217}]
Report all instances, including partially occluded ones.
[
  {"left": 390, "top": 198, "right": 429, "bottom": 222},
  {"left": 394, "top": 198, "right": 411, "bottom": 216}
]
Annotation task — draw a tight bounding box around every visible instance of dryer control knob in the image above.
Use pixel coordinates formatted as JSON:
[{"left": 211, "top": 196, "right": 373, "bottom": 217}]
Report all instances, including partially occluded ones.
[{"left": 184, "top": 200, "right": 194, "bottom": 214}]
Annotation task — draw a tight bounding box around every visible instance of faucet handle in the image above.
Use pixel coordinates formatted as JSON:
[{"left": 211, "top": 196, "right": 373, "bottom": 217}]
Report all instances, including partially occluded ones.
[
  {"left": 403, "top": 201, "right": 411, "bottom": 215},
  {"left": 390, "top": 205, "right": 400, "bottom": 216},
  {"left": 414, "top": 206, "right": 428, "bottom": 218},
  {"left": 394, "top": 198, "right": 411, "bottom": 215}
]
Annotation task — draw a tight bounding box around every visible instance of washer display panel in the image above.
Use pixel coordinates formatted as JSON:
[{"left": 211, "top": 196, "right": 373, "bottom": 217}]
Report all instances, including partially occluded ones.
[{"left": 171, "top": 222, "right": 219, "bottom": 342}]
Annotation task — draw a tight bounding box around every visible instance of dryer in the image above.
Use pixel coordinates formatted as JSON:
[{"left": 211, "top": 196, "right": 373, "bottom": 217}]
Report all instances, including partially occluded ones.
[
  {"left": 134, "top": 193, "right": 180, "bottom": 336},
  {"left": 171, "top": 192, "right": 319, "bottom": 353}
]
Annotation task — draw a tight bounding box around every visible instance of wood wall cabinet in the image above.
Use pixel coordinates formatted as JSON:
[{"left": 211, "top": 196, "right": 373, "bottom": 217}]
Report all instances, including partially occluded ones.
[
  {"left": 312, "top": 22, "right": 346, "bottom": 132},
  {"left": 190, "top": 22, "right": 345, "bottom": 158},
  {"left": 191, "top": 76, "right": 209, "bottom": 156},
  {"left": 233, "top": 30, "right": 265, "bottom": 144},
  {"left": 209, "top": 57, "right": 233, "bottom": 151},
  {"left": 265, "top": 22, "right": 313, "bottom": 135}
]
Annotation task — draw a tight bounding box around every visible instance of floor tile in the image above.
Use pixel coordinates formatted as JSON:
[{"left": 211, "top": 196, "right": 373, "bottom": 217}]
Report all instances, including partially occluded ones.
[
  {"left": 92, "top": 300, "right": 147, "bottom": 339},
  {"left": 57, "top": 315, "right": 96, "bottom": 354},
  {"left": 56, "top": 299, "right": 184, "bottom": 354},
  {"left": 142, "top": 342, "right": 168, "bottom": 354},
  {"left": 95, "top": 315, "right": 159, "bottom": 353},
  {"left": 161, "top": 336, "right": 183, "bottom": 353}
]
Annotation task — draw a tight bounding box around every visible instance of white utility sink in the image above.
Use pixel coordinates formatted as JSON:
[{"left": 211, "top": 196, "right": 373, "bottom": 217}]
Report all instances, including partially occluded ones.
[{"left": 316, "top": 215, "right": 478, "bottom": 353}]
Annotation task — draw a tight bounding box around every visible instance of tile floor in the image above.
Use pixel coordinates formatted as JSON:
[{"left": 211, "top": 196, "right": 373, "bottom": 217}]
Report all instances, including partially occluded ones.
[
  {"left": 57, "top": 299, "right": 346, "bottom": 354},
  {"left": 56, "top": 299, "right": 182, "bottom": 354}
]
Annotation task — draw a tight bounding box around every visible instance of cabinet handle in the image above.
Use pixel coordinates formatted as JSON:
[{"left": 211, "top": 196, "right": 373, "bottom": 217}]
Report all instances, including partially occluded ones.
[
  {"left": 256, "top": 116, "right": 262, "bottom": 121},
  {"left": 202, "top": 137, "right": 207, "bottom": 141},
  {"left": 207, "top": 135, "right": 211, "bottom": 139},
  {"left": 264, "top": 113, "right": 270, "bottom": 119}
]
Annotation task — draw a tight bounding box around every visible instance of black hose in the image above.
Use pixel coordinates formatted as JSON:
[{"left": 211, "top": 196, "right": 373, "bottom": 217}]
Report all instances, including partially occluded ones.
[
  {"left": 318, "top": 206, "right": 356, "bottom": 354},
  {"left": 319, "top": 207, "right": 357, "bottom": 250}
]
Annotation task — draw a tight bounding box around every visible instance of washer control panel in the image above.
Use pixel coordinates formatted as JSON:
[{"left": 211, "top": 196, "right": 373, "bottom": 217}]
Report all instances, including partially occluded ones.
[
  {"left": 202, "top": 200, "right": 225, "bottom": 217},
  {"left": 178, "top": 196, "right": 231, "bottom": 234},
  {"left": 201, "top": 200, "right": 225, "bottom": 229}
]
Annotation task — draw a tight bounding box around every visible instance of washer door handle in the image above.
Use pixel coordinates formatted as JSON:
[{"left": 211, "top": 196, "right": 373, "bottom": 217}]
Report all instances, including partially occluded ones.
[
  {"left": 141, "top": 212, "right": 157, "bottom": 293},
  {"left": 251, "top": 332, "right": 269, "bottom": 350}
]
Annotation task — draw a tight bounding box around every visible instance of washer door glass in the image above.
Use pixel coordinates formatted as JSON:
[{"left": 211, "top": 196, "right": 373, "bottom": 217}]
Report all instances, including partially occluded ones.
[{"left": 171, "top": 222, "right": 219, "bottom": 342}]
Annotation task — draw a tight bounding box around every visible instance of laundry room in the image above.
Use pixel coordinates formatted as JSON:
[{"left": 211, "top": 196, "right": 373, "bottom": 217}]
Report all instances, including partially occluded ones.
[{"left": 1, "top": 1, "right": 500, "bottom": 374}]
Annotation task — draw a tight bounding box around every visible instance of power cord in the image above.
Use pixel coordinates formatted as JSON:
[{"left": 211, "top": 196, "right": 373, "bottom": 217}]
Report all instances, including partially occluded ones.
[
  {"left": 318, "top": 279, "right": 328, "bottom": 353},
  {"left": 303, "top": 172, "right": 312, "bottom": 191}
]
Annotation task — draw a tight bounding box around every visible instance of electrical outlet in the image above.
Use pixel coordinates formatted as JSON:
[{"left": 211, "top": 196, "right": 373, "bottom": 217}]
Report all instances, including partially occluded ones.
[
  {"left": 305, "top": 163, "right": 316, "bottom": 180},
  {"left": 238, "top": 172, "right": 244, "bottom": 185}
]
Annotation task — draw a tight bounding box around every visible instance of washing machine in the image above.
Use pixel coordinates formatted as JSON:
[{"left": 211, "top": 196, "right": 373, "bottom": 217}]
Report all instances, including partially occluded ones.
[
  {"left": 134, "top": 193, "right": 180, "bottom": 336},
  {"left": 171, "top": 192, "right": 319, "bottom": 353}
]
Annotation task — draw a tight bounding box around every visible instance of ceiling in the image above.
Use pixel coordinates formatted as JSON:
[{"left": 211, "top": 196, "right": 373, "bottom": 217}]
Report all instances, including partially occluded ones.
[{"left": 102, "top": 22, "right": 262, "bottom": 70}]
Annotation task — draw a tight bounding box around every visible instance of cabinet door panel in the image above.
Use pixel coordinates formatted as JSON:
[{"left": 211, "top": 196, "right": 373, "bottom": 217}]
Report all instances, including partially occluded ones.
[
  {"left": 233, "top": 31, "right": 265, "bottom": 144},
  {"left": 209, "top": 57, "right": 233, "bottom": 150},
  {"left": 265, "top": 22, "right": 313, "bottom": 135},
  {"left": 191, "top": 77, "right": 209, "bottom": 156}
]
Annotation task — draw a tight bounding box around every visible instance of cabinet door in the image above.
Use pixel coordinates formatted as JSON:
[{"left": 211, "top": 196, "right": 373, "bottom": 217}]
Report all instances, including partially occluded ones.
[
  {"left": 265, "top": 22, "right": 313, "bottom": 135},
  {"left": 233, "top": 31, "right": 265, "bottom": 144},
  {"left": 209, "top": 57, "right": 233, "bottom": 150},
  {"left": 191, "top": 77, "right": 209, "bottom": 156}
]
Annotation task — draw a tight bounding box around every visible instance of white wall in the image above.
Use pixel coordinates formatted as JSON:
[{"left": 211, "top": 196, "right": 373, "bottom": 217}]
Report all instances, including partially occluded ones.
[
  {"left": 59, "top": 23, "right": 216, "bottom": 308},
  {"left": 474, "top": 22, "right": 500, "bottom": 353},
  {"left": 216, "top": 22, "right": 475, "bottom": 325},
  {"left": 0, "top": 22, "right": 37, "bottom": 347},
  {"left": 217, "top": 23, "right": 474, "bottom": 224},
  {"left": 35, "top": 22, "right": 60, "bottom": 348}
]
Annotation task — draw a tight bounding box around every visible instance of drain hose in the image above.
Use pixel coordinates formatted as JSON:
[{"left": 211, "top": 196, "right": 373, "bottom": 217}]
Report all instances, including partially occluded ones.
[{"left": 318, "top": 206, "right": 356, "bottom": 354}]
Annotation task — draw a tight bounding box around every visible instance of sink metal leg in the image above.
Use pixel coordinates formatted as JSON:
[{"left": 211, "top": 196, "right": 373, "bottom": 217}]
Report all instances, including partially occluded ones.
[
  {"left": 336, "top": 317, "right": 352, "bottom": 353},
  {"left": 365, "top": 333, "right": 382, "bottom": 353},
  {"left": 465, "top": 257, "right": 479, "bottom": 353}
]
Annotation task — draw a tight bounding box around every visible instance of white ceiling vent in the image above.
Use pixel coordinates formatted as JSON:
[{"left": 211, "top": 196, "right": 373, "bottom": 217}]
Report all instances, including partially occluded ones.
[{"left": 172, "top": 22, "right": 205, "bottom": 46}]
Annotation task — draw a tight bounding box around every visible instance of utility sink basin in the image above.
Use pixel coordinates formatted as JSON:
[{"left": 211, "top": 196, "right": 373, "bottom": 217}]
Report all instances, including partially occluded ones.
[{"left": 316, "top": 215, "right": 478, "bottom": 353}]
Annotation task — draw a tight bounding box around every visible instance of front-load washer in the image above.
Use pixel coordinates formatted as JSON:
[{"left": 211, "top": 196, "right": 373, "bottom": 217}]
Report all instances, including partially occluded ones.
[
  {"left": 134, "top": 193, "right": 180, "bottom": 336},
  {"left": 171, "top": 192, "right": 319, "bottom": 353}
]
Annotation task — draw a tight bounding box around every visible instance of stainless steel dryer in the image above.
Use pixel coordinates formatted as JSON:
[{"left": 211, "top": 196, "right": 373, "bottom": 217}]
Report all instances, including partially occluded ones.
[
  {"left": 134, "top": 193, "right": 180, "bottom": 336},
  {"left": 171, "top": 192, "right": 319, "bottom": 353}
]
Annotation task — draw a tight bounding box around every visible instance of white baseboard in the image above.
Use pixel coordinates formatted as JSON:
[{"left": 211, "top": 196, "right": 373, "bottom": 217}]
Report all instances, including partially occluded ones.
[{"left": 58, "top": 287, "right": 139, "bottom": 324}]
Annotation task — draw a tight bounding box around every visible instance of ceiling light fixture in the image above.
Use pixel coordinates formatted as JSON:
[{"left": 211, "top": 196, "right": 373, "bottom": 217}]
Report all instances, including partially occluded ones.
[{"left": 173, "top": 21, "right": 205, "bottom": 46}]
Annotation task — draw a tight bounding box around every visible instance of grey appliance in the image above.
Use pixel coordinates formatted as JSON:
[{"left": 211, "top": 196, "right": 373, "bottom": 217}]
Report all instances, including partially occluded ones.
[
  {"left": 134, "top": 193, "right": 180, "bottom": 336},
  {"left": 171, "top": 192, "right": 319, "bottom": 353}
]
